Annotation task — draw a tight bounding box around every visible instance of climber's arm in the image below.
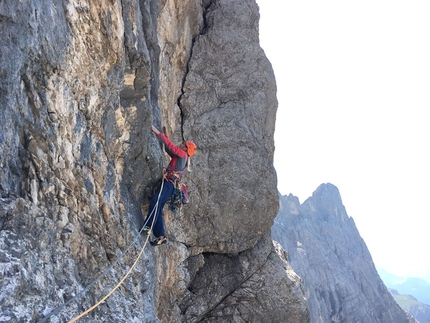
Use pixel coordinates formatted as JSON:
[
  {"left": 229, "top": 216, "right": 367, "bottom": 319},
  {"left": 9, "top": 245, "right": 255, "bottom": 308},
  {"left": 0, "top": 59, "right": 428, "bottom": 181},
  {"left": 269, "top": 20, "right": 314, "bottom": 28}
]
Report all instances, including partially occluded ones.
[{"left": 152, "top": 125, "right": 187, "bottom": 158}]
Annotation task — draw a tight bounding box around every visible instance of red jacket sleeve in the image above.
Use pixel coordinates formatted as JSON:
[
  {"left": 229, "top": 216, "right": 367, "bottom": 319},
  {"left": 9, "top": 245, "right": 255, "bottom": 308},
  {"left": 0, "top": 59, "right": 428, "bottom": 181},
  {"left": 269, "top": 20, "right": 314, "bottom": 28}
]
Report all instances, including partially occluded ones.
[{"left": 157, "top": 133, "right": 187, "bottom": 158}]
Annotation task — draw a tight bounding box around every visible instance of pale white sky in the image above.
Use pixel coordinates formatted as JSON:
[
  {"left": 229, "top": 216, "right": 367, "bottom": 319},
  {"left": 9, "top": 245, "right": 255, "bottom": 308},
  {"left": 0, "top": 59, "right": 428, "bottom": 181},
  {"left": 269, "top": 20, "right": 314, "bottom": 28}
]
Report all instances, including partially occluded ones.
[{"left": 257, "top": 0, "right": 430, "bottom": 282}]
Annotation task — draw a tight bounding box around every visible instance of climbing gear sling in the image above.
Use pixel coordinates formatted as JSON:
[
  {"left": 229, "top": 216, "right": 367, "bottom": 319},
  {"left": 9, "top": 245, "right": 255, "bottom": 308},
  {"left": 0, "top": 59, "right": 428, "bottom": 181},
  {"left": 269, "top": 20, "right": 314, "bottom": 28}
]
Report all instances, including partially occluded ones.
[{"left": 164, "top": 169, "right": 189, "bottom": 212}]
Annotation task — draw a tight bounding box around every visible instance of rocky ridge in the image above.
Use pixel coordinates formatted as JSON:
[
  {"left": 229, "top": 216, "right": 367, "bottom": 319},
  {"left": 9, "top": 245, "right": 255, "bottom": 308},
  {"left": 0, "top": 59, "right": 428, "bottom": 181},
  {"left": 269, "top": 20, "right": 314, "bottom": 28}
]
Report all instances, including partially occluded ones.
[
  {"left": 0, "top": 0, "right": 308, "bottom": 322},
  {"left": 272, "top": 183, "right": 415, "bottom": 323},
  {"left": 389, "top": 289, "right": 430, "bottom": 323},
  {"left": 407, "top": 304, "right": 430, "bottom": 323}
]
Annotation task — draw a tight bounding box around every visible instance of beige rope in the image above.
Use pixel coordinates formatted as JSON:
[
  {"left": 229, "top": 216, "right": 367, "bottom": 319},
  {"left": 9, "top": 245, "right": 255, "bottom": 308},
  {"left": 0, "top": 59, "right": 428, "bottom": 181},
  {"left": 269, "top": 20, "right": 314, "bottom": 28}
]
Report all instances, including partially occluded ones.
[{"left": 67, "top": 179, "right": 164, "bottom": 322}]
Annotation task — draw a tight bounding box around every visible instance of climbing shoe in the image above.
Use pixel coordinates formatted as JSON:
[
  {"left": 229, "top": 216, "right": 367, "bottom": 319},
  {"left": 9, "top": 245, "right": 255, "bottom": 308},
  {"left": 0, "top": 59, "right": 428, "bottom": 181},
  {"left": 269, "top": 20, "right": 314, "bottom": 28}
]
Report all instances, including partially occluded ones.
[
  {"left": 142, "top": 226, "right": 151, "bottom": 235},
  {"left": 150, "top": 236, "right": 167, "bottom": 246}
]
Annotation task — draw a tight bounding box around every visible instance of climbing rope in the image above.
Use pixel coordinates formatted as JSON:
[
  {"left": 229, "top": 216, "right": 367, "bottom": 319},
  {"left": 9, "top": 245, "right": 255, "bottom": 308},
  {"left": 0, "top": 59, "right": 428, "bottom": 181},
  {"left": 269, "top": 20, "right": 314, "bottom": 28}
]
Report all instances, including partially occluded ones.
[
  {"left": 37, "top": 178, "right": 165, "bottom": 323},
  {"left": 67, "top": 232, "right": 150, "bottom": 321},
  {"left": 67, "top": 210, "right": 157, "bottom": 323}
]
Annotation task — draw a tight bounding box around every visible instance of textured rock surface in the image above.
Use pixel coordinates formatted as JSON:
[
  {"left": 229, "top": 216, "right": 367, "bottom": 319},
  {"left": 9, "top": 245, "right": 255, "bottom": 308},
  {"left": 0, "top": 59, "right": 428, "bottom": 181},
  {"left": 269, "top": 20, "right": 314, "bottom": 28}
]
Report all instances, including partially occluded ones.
[
  {"left": 172, "top": 0, "right": 279, "bottom": 254},
  {"left": 389, "top": 289, "right": 430, "bottom": 323},
  {"left": 407, "top": 303, "right": 430, "bottom": 323},
  {"left": 272, "top": 183, "right": 415, "bottom": 323},
  {"left": 178, "top": 234, "right": 308, "bottom": 323},
  {"left": 0, "top": 0, "right": 307, "bottom": 322}
]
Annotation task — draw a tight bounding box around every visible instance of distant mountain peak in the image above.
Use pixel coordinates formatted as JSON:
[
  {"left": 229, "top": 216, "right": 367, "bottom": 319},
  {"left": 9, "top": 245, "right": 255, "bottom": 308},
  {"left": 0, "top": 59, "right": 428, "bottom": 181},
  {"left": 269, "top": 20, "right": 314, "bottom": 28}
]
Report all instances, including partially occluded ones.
[
  {"left": 273, "top": 184, "right": 414, "bottom": 322},
  {"left": 301, "top": 183, "right": 350, "bottom": 222}
]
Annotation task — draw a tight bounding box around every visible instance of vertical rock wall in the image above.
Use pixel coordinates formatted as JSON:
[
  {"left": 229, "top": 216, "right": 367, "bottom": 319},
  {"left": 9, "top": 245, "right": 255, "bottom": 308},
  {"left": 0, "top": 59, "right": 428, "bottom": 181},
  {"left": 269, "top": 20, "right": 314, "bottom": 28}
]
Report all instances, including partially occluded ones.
[
  {"left": 1, "top": 0, "right": 162, "bottom": 321},
  {"left": 179, "top": 0, "right": 279, "bottom": 253},
  {"left": 0, "top": 0, "right": 309, "bottom": 322}
]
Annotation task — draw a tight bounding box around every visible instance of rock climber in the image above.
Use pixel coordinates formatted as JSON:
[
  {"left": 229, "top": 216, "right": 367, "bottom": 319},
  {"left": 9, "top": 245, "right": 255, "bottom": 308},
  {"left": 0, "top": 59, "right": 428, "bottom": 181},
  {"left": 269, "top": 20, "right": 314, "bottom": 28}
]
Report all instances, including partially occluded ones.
[{"left": 143, "top": 125, "right": 197, "bottom": 246}]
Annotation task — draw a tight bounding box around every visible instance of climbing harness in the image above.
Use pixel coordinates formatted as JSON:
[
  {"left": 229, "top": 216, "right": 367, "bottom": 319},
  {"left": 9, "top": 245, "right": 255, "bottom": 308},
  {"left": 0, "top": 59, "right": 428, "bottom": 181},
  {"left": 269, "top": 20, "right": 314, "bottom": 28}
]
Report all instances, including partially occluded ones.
[
  {"left": 37, "top": 178, "right": 165, "bottom": 323},
  {"left": 164, "top": 169, "right": 181, "bottom": 185}
]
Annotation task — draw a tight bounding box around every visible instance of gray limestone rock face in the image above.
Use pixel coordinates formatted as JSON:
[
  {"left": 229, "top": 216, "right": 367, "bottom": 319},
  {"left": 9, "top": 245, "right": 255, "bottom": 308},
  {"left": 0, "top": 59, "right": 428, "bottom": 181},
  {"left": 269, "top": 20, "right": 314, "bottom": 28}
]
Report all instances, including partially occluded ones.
[
  {"left": 176, "top": 0, "right": 279, "bottom": 254},
  {"left": 407, "top": 303, "right": 430, "bottom": 323},
  {"left": 0, "top": 0, "right": 307, "bottom": 322},
  {"left": 1, "top": 0, "right": 161, "bottom": 322},
  {"left": 272, "top": 183, "right": 415, "bottom": 323},
  {"left": 181, "top": 235, "right": 309, "bottom": 323}
]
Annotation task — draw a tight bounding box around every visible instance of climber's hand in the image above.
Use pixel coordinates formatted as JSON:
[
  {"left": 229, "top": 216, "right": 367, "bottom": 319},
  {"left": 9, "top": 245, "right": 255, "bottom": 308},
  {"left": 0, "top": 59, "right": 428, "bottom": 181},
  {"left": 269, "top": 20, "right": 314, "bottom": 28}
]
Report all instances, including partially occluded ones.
[{"left": 151, "top": 125, "right": 160, "bottom": 135}]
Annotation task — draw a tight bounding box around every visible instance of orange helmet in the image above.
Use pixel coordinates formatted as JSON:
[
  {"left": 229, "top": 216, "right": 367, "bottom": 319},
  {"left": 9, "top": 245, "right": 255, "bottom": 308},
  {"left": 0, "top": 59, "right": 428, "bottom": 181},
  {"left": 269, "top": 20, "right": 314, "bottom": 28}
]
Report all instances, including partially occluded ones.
[{"left": 185, "top": 141, "right": 197, "bottom": 156}]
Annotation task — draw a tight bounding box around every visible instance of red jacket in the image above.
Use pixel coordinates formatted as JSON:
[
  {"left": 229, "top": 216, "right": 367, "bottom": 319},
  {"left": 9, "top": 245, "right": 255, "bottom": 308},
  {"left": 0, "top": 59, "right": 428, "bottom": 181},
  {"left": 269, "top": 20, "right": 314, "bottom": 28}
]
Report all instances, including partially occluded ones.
[{"left": 157, "top": 133, "right": 188, "bottom": 173}]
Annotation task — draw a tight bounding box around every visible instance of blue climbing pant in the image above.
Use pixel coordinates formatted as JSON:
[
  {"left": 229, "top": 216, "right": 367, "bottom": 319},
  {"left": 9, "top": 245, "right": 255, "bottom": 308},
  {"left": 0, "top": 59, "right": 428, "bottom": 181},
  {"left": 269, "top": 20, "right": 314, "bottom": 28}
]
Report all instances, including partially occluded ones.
[{"left": 145, "top": 180, "right": 174, "bottom": 238}]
